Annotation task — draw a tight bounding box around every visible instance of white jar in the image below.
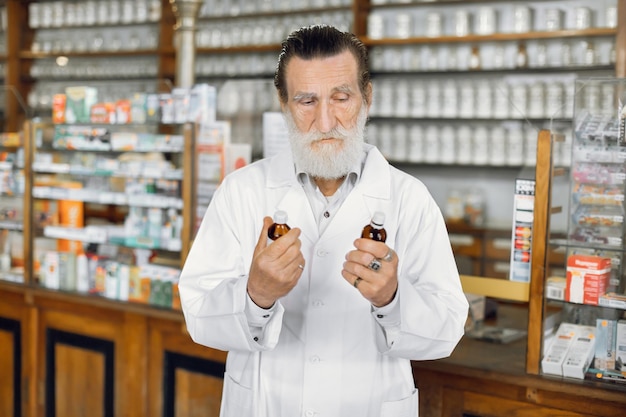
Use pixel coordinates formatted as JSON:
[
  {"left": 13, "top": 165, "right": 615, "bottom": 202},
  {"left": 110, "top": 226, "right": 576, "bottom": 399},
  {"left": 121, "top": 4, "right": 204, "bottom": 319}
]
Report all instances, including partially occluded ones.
[
  {"left": 513, "top": 6, "right": 532, "bottom": 33},
  {"left": 441, "top": 80, "right": 458, "bottom": 118},
  {"left": 471, "top": 126, "right": 490, "bottom": 165},
  {"left": 476, "top": 7, "right": 497, "bottom": 35},
  {"left": 455, "top": 10, "right": 471, "bottom": 37},
  {"left": 506, "top": 125, "right": 525, "bottom": 166},
  {"left": 511, "top": 83, "right": 528, "bottom": 118},
  {"left": 426, "top": 81, "right": 441, "bottom": 118},
  {"left": 396, "top": 13, "right": 412, "bottom": 39},
  {"left": 606, "top": 5, "right": 618, "bottom": 28},
  {"left": 439, "top": 126, "right": 456, "bottom": 164},
  {"left": 424, "top": 125, "right": 440, "bottom": 164},
  {"left": 410, "top": 81, "right": 426, "bottom": 118},
  {"left": 493, "top": 81, "right": 510, "bottom": 119},
  {"left": 426, "top": 12, "right": 442, "bottom": 38},
  {"left": 475, "top": 81, "right": 493, "bottom": 118},
  {"left": 574, "top": 7, "right": 592, "bottom": 30},
  {"left": 455, "top": 125, "right": 473, "bottom": 164},
  {"left": 368, "top": 12, "right": 386, "bottom": 39},
  {"left": 408, "top": 124, "right": 424, "bottom": 163},
  {"left": 394, "top": 79, "right": 411, "bottom": 117},
  {"left": 458, "top": 81, "right": 475, "bottom": 118},
  {"left": 489, "top": 126, "right": 506, "bottom": 166},
  {"left": 544, "top": 8, "right": 562, "bottom": 31},
  {"left": 392, "top": 124, "right": 408, "bottom": 161},
  {"left": 378, "top": 123, "right": 394, "bottom": 159},
  {"left": 528, "top": 82, "right": 545, "bottom": 118},
  {"left": 546, "top": 83, "right": 564, "bottom": 118}
]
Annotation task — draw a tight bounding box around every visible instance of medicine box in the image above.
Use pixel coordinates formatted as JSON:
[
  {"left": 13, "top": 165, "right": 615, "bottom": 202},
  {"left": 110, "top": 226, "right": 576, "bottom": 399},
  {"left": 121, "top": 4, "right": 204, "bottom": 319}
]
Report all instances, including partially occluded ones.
[
  {"left": 65, "top": 86, "right": 98, "bottom": 124},
  {"left": 595, "top": 319, "right": 617, "bottom": 370},
  {"left": 509, "top": 178, "right": 535, "bottom": 283},
  {"left": 562, "top": 325, "right": 596, "bottom": 379},
  {"left": 542, "top": 322, "right": 580, "bottom": 376},
  {"left": 565, "top": 254, "right": 611, "bottom": 305}
]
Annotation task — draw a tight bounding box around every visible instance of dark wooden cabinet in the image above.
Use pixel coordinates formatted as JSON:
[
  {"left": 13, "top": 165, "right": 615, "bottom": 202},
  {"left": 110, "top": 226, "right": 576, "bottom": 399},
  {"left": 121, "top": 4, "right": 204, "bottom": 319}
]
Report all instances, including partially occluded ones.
[{"left": 0, "top": 283, "right": 227, "bottom": 417}]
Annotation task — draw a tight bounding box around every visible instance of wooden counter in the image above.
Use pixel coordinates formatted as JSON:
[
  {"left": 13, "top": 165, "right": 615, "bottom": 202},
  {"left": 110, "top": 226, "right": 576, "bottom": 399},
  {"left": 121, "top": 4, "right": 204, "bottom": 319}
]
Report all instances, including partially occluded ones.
[
  {"left": 412, "top": 304, "right": 626, "bottom": 417},
  {"left": 2, "top": 283, "right": 626, "bottom": 417}
]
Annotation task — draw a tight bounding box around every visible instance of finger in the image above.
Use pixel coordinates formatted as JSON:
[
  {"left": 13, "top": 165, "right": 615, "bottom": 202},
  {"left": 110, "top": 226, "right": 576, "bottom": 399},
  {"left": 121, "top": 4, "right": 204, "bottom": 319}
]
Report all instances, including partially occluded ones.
[
  {"left": 353, "top": 238, "right": 388, "bottom": 258},
  {"left": 253, "top": 216, "right": 274, "bottom": 256}
]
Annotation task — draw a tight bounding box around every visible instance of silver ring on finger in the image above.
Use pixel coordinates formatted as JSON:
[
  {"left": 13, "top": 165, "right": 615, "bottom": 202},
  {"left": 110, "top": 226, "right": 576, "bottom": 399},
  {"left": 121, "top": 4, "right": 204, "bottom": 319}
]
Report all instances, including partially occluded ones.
[
  {"left": 353, "top": 277, "right": 362, "bottom": 288},
  {"left": 368, "top": 259, "right": 382, "bottom": 272}
]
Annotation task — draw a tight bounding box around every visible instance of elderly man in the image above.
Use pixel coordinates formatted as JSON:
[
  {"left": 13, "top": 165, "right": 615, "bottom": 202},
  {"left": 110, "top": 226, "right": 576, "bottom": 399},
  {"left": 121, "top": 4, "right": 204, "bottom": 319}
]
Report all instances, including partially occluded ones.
[{"left": 179, "top": 24, "right": 468, "bottom": 417}]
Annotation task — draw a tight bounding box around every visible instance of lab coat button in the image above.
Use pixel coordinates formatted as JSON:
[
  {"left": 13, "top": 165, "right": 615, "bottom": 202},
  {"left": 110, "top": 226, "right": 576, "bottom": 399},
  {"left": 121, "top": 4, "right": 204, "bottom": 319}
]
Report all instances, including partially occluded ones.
[
  {"left": 312, "top": 300, "right": 324, "bottom": 307},
  {"left": 309, "top": 355, "right": 320, "bottom": 363},
  {"left": 316, "top": 249, "right": 327, "bottom": 257},
  {"left": 305, "top": 410, "right": 316, "bottom": 417}
]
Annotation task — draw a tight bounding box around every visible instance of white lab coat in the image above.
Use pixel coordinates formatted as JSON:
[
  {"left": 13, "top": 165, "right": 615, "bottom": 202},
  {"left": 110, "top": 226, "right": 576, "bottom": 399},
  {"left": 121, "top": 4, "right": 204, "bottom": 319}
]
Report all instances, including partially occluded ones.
[{"left": 179, "top": 144, "right": 468, "bottom": 417}]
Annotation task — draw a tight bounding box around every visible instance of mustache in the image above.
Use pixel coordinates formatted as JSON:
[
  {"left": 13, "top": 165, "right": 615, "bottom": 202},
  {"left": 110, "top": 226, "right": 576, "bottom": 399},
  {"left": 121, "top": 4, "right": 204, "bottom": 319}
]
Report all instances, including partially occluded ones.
[{"left": 302, "top": 127, "right": 350, "bottom": 143}]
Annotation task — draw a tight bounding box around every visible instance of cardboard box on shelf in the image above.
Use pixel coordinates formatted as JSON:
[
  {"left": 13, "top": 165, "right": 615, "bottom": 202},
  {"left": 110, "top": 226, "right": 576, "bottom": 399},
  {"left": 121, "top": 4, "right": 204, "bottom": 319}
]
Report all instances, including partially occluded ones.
[{"left": 565, "top": 254, "right": 611, "bottom": 305}]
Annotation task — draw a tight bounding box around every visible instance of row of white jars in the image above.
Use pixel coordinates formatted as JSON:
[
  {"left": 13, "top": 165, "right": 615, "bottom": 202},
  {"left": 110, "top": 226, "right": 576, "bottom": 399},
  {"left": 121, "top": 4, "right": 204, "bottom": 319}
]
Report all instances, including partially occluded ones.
[
  {"left": 368, "top": 0, "right": 618, "bottom": 39},
  {"left": 369, "top": 39, "right": 616, "bottom": 73},
  {"left": 366, "top": 121, "right": 572, "bottom": 167},
  {"left": 199, "top": 0, "right": 351, "bottom": 17},
  {"left": 370, "top": 75, "right": 579, "bottom": 120},
  {"left": 196, "top": 11, "right": 351, "bottom": 49},
  {"left": 28, "top": 0, "right": 161, "bottom": 28}
]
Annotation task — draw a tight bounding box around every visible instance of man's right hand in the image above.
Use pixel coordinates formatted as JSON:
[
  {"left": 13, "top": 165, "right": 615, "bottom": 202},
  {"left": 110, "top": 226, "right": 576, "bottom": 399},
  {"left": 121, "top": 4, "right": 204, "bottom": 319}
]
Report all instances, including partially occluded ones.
[{"left": 247, "top": 216, "right": 305, "bottom": 309}]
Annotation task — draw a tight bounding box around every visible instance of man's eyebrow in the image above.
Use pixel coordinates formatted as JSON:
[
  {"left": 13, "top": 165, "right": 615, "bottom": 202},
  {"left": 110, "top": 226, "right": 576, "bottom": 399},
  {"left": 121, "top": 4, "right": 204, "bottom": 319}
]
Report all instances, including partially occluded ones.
[
  {"left": 335, "top": 84, "right": 353, "bottom": 94},
  {"left": 293, "top": 92, "right": 316, "bottom": 101},
  {"left": 292, "top": 85, "right": 354, "bottom": 101}
]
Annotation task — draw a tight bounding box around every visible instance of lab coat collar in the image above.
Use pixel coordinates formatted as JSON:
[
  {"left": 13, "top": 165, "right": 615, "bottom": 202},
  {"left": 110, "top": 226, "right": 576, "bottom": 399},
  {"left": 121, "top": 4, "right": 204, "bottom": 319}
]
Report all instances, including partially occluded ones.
[{"left": 265, "top": 144, "right": 391, "bottom": 243}]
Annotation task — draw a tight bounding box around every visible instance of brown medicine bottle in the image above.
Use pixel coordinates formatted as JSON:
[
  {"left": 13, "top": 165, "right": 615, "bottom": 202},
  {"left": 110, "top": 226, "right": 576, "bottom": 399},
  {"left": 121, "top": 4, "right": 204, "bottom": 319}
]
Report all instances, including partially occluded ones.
[
  {"left": 268, "top": 210, "right": 290, "bottom": 241},
  {"left": 361, "top": 211, "right": 387, "bottom": 243}
]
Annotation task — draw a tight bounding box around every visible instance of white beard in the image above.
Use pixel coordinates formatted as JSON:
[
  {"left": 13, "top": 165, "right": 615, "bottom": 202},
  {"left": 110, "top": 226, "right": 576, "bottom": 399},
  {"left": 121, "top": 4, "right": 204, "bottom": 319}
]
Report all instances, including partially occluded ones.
[{"left": 284, "top": 105, "right": 368, "bottom": 180}]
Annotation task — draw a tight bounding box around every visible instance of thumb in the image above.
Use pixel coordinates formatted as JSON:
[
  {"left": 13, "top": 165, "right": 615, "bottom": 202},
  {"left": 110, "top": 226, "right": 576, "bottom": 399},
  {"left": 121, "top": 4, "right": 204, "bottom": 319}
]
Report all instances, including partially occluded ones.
[{"left": 253, "top": 216, "right": 274, "bottom": 256}]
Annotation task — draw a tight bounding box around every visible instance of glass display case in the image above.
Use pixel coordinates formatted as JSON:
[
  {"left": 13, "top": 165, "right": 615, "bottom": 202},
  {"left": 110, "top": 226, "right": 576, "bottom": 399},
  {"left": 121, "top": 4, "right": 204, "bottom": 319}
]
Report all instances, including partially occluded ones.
[{"left": 542, "top": 77, "right": 626, "bottom": 384}]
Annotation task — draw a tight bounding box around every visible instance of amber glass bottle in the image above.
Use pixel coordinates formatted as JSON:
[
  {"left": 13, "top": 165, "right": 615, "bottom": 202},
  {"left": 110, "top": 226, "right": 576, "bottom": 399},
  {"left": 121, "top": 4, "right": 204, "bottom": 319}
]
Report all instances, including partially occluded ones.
[
  {"left": 361, "top": 211, "right": 387, "bottom": 242},
  {"left": 268, "top": 210, "right": 291, "bottom": 241}
]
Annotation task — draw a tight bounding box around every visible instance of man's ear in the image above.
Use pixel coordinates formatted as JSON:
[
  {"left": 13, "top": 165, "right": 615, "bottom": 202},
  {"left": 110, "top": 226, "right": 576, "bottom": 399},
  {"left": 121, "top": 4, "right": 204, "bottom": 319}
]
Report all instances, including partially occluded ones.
[
  {"left": 278, "top": 92, "right": 286, "bottom": 112},
  {"left": 365, "top": 82, "right": 373, "bottom": 109}
]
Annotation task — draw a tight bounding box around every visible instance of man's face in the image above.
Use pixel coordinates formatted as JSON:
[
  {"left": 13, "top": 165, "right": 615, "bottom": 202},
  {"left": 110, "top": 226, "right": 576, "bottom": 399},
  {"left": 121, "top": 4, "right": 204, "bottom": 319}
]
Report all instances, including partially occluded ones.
[{"left": 281, "top": 50, "right": 371, "bottom": 180}]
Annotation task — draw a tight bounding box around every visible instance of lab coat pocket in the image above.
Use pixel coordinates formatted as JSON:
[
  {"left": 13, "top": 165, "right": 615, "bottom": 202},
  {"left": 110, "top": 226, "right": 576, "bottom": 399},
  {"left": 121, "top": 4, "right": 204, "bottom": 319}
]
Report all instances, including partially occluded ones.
[
  {"left": 380, "top": 388, "right": 418, "bottom": 417},
  {"left": 220, "top": 372, "right": 254, "bottom": 417}
]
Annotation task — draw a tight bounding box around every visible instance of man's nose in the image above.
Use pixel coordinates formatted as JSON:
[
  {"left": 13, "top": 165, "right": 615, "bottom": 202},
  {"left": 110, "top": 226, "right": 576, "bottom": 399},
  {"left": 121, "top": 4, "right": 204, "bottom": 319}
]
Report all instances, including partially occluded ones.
[{"left": 315, "top": 101, "right": 336, "bottom": 134}]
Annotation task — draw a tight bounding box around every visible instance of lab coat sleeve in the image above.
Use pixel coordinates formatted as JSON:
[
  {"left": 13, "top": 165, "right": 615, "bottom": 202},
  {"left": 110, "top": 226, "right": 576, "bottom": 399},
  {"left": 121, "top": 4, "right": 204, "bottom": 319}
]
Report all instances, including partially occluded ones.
[
  {"left": 178, "top": 181, "right": 284, "bottom": 353},
  {"left": 372, "top": 188, "right": 469, "bottom": 360}
]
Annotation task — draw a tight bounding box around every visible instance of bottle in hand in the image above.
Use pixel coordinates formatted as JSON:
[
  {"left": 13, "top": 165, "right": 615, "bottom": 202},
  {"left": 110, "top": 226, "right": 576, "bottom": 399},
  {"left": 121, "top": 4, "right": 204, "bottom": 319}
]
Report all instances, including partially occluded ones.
[
  {"left": 268, "top": 210, "right": 291, "bottom": 241},
  {"left": 362, "top": 211, "right": 387, "bottom": 242}
]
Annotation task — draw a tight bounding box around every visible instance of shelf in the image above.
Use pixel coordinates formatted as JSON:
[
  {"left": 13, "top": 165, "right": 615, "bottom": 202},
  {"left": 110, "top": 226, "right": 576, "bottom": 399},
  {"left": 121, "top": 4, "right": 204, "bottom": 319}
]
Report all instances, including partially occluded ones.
[
  {"left": 20, "top": 49, "right": 171, "bottom": 59},
  {"left": 544, "top": 292, "right": 626, "bottom": 310},
  {"left": 460, "top": 274, "right": 530, "bottom": 302},
  {"left": 32, "top": 187, "right": 183, "bottom": 209},
  {"left": 33, "top": 163, "right": 183, "bottom": 180},
  {"left": 550, "top": 238, "right": 626, "bottom": 253},
  {"left": 196, "top": 44, "right": 282, "bottom": 54},
  {"left": 370, "top": 66, "right": 616, "bottom": 75},
  {"left": 0, "top": 220, "right": 22, "bottom": 231}
]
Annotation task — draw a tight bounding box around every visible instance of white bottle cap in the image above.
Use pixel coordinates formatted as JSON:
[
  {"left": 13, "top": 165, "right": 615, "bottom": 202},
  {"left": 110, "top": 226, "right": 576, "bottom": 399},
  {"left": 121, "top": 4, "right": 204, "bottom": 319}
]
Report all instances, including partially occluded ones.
[
  {"left": 273, "top": 210, "right": 288, "bottom": 224},
  {"left": 372, "top": 211, "right": 385, "bottom": 227}
]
